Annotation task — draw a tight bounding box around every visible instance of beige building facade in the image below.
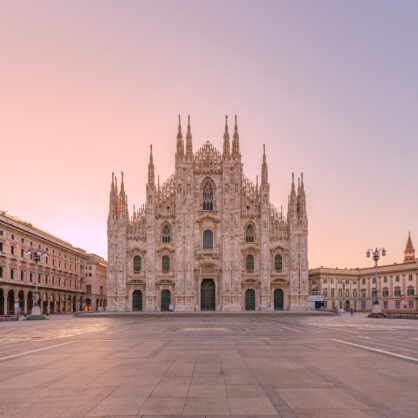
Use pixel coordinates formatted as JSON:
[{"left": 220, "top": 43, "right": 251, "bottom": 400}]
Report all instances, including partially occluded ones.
[
  {"left": 85, "top": 254, "right": 107, "bottom": 311},
  {"left": 309, "top": 234, "right": 417, "bottom": 311},
  {"left": 0, "top": 212, "right": 88, "bottom": 315},
  {"left": 107, "top": 115, "right": 309, "bottom": 312}
]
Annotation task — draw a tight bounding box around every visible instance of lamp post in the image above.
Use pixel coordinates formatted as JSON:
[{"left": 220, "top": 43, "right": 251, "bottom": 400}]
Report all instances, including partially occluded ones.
[
  {"left": 366, "top": 247, "right": 386, "bottom": 314},
  {"left": 25, "top": 248, "right": 47, "bottom": 320}
]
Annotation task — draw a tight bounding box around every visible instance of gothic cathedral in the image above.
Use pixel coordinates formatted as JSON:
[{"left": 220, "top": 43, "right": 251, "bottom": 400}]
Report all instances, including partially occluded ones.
[{"left": 107, "top": 115, "right": 309, "bottom": 312}]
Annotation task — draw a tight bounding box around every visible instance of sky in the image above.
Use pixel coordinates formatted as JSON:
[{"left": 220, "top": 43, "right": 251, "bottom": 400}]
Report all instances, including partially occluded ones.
[{"left": 1, "top": 0, "right": 417, "bottom": 268}]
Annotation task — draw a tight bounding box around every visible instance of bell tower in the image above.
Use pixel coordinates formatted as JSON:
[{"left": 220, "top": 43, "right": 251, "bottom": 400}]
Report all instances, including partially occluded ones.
[{"left": 403, "top": 232, "right": 416, "bottom": 263}]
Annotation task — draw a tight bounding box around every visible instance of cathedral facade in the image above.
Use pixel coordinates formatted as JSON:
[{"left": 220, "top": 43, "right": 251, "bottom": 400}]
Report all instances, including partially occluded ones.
[{"left": 107, "top": 116, "right": 309, "bottom": 312}]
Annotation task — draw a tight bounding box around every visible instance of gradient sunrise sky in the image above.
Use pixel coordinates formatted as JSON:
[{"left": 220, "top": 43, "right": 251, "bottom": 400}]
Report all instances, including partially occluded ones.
[{"left": 1, "top": 0, "right": 417, "bottom": 268}]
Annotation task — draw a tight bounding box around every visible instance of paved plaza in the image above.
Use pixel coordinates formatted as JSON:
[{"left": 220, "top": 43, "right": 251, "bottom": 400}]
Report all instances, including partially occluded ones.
[{"left": 0, "top": 313, "right": 417, "bottom": 417}]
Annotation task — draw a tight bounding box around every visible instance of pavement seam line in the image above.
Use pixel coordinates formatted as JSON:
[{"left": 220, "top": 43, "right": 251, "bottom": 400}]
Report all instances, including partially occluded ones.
[
  {"left": 0, "top": 340, "right": 74, "bottom": 361},
  {"left": 331, "top": 338, "right": 418, "bottom": 362}
]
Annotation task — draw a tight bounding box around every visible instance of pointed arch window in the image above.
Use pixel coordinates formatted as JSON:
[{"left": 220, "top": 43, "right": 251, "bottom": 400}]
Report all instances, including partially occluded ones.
[
  {"left": 202, "top": 182, "right": 214, "bottom": 211},
  {"left": 245, "top": 224, "right": 254, "bottom": 242},
  {"left": 203, "top": 230, "right": 213, "bottom": 249},
  {"left": 162, "top": 224, "right": 171, "bottom": 243},
  {"left": 246, "top": 254, "right": 254, "bottom": 272},
  {"left": 133, "top": 255, "right": 141, "bottom": 272},
  {"left": 162, "top": 255, "right": 170, "bottom": 273},
  {"left": 274, "top": 254, "right": 282, "bottom": 271}
]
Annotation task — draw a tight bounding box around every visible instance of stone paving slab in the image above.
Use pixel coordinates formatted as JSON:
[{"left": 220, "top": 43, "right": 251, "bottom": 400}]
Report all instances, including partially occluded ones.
[{"left": 0, "top": 313, "right": 416, "bottom": 417}]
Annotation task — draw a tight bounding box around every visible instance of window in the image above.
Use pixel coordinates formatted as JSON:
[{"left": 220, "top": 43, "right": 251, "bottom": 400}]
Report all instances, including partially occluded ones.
[
  {"left": 338, "top": 278, "right": 342, "bottom": 284},
  {"left": 372, "top": 289, "right": 377, "bottom": 297},
  {"left": 20, "top": 271, "right": 24, "bottom": 281},
  {"left": 396, "top": 275, "right": 400, "bottom": 282},
  {"left": 409, "top": 301, "right": 414, "bottom": 309},
  {"left": 246, "top": 254, "right": 254, "bottom": 272},
  {"left": 21, "top": 249, "right": 24, "bottom": 257},
  {"left": 382, "top": 288, "right": 389, "bottom": 297},
  {"left": 133, "top": 255, "right": 141, "bottom": 272},
  {"left": 0, "top": 231, "right": 2, "bottom": 236},
  {"left": 203, "top": 230, "right": 213, "bottom": 249},
  {"left": 362, "top": 278, "right": 366, "bottom": 285},
  {"left": 202, "top": 182, "right": 214, "bottom": 210},
  {"left": 338, "top": 290, "right": 342, "bottom": 297},
  {"left": 11, "top": 234, "right": 14, "bottom": 240},
  {"left": 274, "top": 254, "right": 282, "bottom": 271},
  {"left": 331, "top": 289, "right": 335, "bottom": 297},
  {"left": 0, "top": 266, "right": 2, "bottom": 278},
  {"left": 362, "top": 301, "right": 366, "bottom": 309},
  {"left": 384, "top": 276, "right": 387, "bottom": 283},
  {"left": 353, "top": 290, "right": 357, "bottom": 298},
  {"left": 396, "top": 300, "right": 400, "bottom": 308},
  {"left": 30, "top": 272, "right": 33, "bottom": 282},
  {"left": 86, "top": 285, "right": 91, "bottom": 294},
  {"left": 312, "top": 279, "right": 316, "bottom": 284},
  {"left": 162, "top": 224, "right": 171, "bottom": 243},
  {"left": 324, "top": 289, "right": 328, "bottom": 297},
  {"left": 361, "top": 289, "right": 366, "bottom": 298},
  {"left": 100, "top": 286, "right": 103, "bottom": 295},
  {"left": 394, "top": 287, "right": 401, "bottom": 296},
  {"left": 383, "top": 301, "right": 388, "bottom": 308},
  {"left": 330, "top": 278, "right": 334, "bottom": 284},
  {"left": 0, "top": 242, "right": 2, "bottom": 251},
  {"left": 345, "top": 290, "right": 350, "bottom": 298},
  {"left": 353, "top": 279, "right": 357, "bottom": 284},
  {"left": 245, "top": 224, "right": 254, "bottom": 242},
  {"left": 407, "top": 287, "right": 414, "bottom": 296},
  {"left": 409, "top": 274, "right": 413, "bottom": 281},
  {"left": 38, "top": 274, "right": 41, "bottom": 283},
  {"left": 162, "top": 255, "right": 170, "bottom": 273},
  {"left": 323, "top": 278, "right": 327, "bottom": 284},
  {"left": 346, "top": 279, "right": 349, "bottom": 284},
  {"left": 11, "top": 268, "right": 14, "bottom": 280},
  {"left": 11, "top": 245, "right": 14, "bottom": 255},
  {"left": 372, "top": 278, "right": 376, "bottom": 284}
]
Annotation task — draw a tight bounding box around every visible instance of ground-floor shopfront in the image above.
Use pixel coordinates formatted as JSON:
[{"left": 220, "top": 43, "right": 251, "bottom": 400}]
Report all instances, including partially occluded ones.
[{"left": 0, "top": 284, "right": 85, "bottom": 315}]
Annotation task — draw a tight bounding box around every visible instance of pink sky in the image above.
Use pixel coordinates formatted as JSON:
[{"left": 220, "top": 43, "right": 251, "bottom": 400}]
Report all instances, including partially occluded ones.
[{"left": 1, "top": 1, "right": 417, "bottom": 268}]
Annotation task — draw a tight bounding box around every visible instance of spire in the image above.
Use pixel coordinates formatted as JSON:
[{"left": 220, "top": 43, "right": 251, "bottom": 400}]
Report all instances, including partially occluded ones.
[
  {"left": 148, "top": 145, "right": 155, "bottom": 184},
  {"left": 176, "top": 114, "right": 184, "bottom": 159},
  {"left": 186, "top": 114, "right": 193, "bottom": 158},
  {"left": 114, "top": 175, "right": 120, "bottom": 214},
  {"left": 109, "top": 172, "right": 117, "bottom": 214},
  {"left": 289, "top": 172, "right": 297, "bottom": 215},
  {"left": 261, "top": 144, "right": 268, "bottom": 185},
  {"left": 223, "top": 115, "right": 230, "bottom": 159},
  {"left": 119, "top": 171, "right": 127, "bottom": 218},
  {"left": 232, "top": 114, "right": 240, "bottom": 159},
  {"left": 403, "top": 231, "right": 416, "bottom": 263}
]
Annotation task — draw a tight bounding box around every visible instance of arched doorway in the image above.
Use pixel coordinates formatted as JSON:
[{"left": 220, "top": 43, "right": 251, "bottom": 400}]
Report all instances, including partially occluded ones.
[
  {"left": 42, "top": 296, "right": 48, "bottom": 314},
  {"left": 345, "top": 300, "right": 350, "bottom": 311},
  {"left": 27, "top": 292, "right": 33, "bottom": 314},
  {"left": 85, "top": 298, "right": 92, "bottom": 312},
  {"left": 245, "top": 289, "right": 255, "bottom": 311},
  {"left": 0, "top": 289, "right": 4, "bottom": 315},
  {"left": 132, "top": 290, "right": 142, "bottom": 311},
  {"left": 201, "top": 279, "right": 215, "bottom": 311},
  {"left": 274, "top": 289, "right": 284, "bottom": 311},
  {"left": 95, "top": 299, "right": 99, "bottom": 311},
  {"left": 72, "top": 296, "right": 76, "bottom": 312},
  {"left": 161, "top": 290, "right": 171, "bottom": 312},
  {"left": 18, "top": 291, "right": 25, "bottom": 314},
  {"left": 7, "top": 290, "right": 14, "bottom": 315}
]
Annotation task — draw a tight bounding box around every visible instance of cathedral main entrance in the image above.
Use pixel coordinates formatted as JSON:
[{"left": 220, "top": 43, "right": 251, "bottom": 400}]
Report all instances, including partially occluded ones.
[
  {"left": 274, "top": 289, "right": 284, "bottom": 310},
  {"left": 161, "top": 289, "right": 171, "bottom": 311},
  {"left": 132, "top": 290, "right": 142, "bottom": 311},
  {"left": 245, "top": 289, "right": 255, "bottom": 311},
  {"left": 201, "top": 279, "right": 215, "bottom": 311}
]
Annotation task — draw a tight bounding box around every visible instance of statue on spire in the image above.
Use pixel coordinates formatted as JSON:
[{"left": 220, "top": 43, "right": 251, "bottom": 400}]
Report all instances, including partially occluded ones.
[
  {"left": 261, "top": 144, "right": 268, "bottom": 185},
  {"left": 148, "top": 145, "right": 155, "bottom": 185},
  {"left": 232, "top": 114, "right": 240, "bottom": 159}
]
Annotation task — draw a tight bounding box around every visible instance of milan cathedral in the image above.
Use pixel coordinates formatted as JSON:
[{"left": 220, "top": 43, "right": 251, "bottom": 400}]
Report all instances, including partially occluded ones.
[{"left": 107, "top": 115, "right": 309, "bottom": 311}]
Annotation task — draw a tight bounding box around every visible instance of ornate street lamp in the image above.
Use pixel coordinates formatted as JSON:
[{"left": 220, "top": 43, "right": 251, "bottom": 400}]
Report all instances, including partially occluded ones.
[
  {"left": 366, "top": 247, "right": 386, "bottom": 314},
  {"left": 25, "top": 248, "right": 47, "bottom": 320}
]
